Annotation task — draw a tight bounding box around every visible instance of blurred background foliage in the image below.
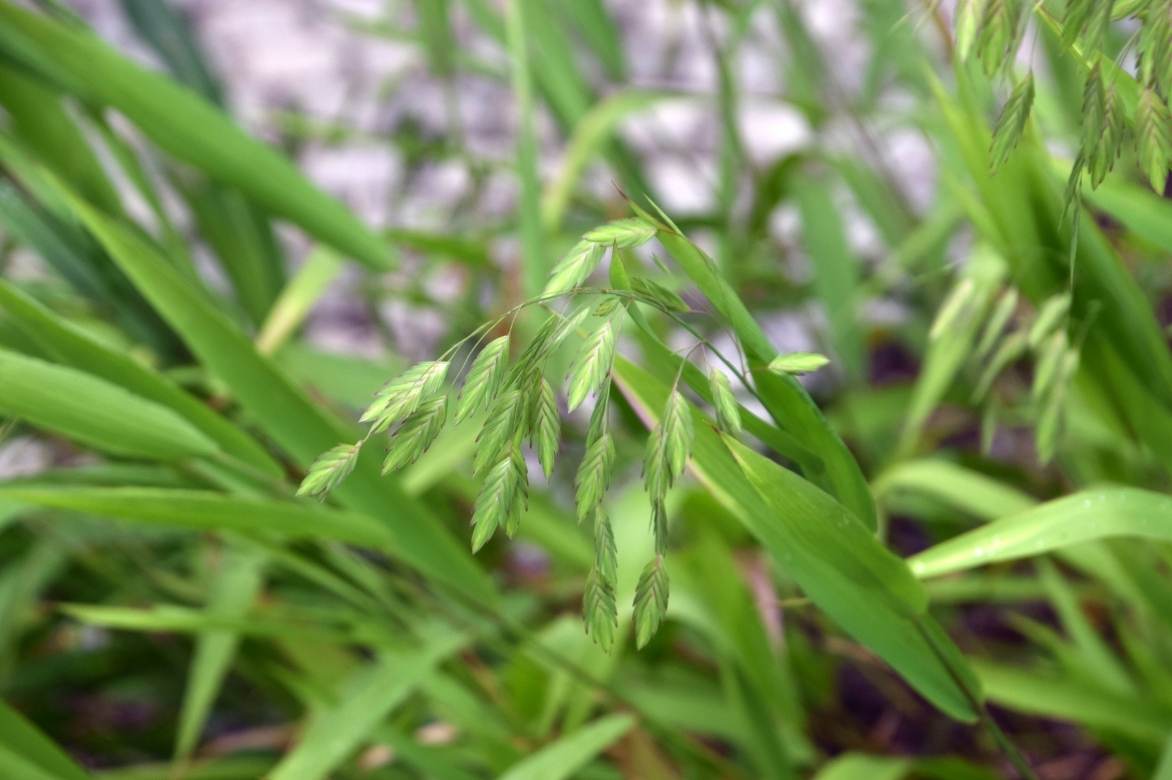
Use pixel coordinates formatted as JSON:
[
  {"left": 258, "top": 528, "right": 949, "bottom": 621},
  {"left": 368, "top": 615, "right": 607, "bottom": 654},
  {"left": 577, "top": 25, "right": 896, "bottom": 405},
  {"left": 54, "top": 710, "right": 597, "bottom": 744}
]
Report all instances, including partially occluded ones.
[{"left": 0, "top": 0, "right": 1170, "bottom": 778}]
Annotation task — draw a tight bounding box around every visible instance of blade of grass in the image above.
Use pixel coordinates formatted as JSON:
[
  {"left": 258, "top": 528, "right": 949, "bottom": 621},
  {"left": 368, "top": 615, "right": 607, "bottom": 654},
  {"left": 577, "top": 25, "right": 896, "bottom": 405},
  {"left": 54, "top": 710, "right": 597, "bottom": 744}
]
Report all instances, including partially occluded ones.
[
  {"left": 504, "top": 0, "right": 546, "bottom": 295},
  {"left": 644, "top": 214, "right": 877, "bottom": 528},
  {"left": 61, "top": 189, "right": 492, "bottom": 599},
  {"left": 175, "top": 546, "right": 266, "bottom": 760},
  {"left": 0, "top": 699, "right": 89, "bottom": 780},
  {"left": 0, "top": 278, "right": 281, "bottom": 476},
  {"left": 498, "top": 714, "right": 634, "bottom": 780},
  {"left": 910, "top": 487, "right": 1172, "bottom": 578},
  {"left": 255, "top": 246, "right": 344, "bottom": 355},
  {"left": 268, "top": 624, "right": 469, "bottom": 780},
  {"left": 795, "top": 169, "right": 865, "bottom": 381},
  {"left": 0, "top": 1, "right": 391, "bottom": 269},
  {"left": 612, "top": 356, "right": 979, "bottom": 721},
  {"left": 0, "top": 347, "right": 218, "bottom": 460},
  {"left": 0, "top": 486, "right": 393, "bottom": 547}
]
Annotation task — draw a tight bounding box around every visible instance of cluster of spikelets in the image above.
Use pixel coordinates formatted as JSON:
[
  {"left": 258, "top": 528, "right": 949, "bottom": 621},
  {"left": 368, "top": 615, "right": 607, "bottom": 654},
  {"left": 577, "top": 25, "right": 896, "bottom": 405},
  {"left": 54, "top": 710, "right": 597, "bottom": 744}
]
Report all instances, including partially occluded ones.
[
  {"left": 298, "top": 214, "right": 829, "bottom": 650},
  {"left": 930, "top": 248, "right": 1083, "bottom": 463},
  {"left": 978, "top": 0, "right": 1170, "bottom": 200}
]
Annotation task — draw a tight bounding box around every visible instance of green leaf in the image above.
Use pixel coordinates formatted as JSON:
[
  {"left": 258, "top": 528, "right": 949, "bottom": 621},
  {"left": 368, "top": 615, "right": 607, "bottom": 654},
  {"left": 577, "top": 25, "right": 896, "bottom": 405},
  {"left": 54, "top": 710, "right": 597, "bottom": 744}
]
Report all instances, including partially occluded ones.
[
  {"left": 382, "top": 396, "right": 448, "bottom": 474},
  {"left": 794, "top": 174, "right": 865, "bottom": 380},
  {"left": 0, "top": 486, "right": 394, "bottom": 547},
  {"left": 767, "top": 352, "right": 830, "bottom": 375},
  {"left": 612, "top": 357, "right": 979, "bottom": 720},
  {"left": 813, "top": 754, "right": 911, "bottom": 780},
  {"left": 0, "top": 279, "right": 280, "bottom": 475},
  {"left": 255, "top": 246, "right": 342, "bottom": 355},
  {"left": 0, "top": 700, "right": 89, "bottom": 780},
  {"left": 269, "top": 626, "right": 469, "bottom": 780},
  {"left": 566, "top": 319, "right": 616, "bottom": 412},
  {"left": 176, "top": 546, "right": 266, "bottom": 759},
  {"left": 532, "top": 377, "right": 560, "bottom": 478},
  {"left": 361, "top": 361, "right": 449, "bottom": 433},
  {"left": 456, "top": 334, "right": 510, "bottom": 423},
  {"left": 0, "top": 347, "right": 217, "bottom": 461},
  {"left": 707, "top": 369, "right": 742, "bottom": 435},
  {"left": 297, "top": 442, "right": 361, "bottom": 497},
  {"left": 645, "top": 218, "right": 876, "bottom": 528},
  {"left": 990, "top": 72, "right": 1034, "bottom": 171},
  {"left": 62, "top": 192, "right": 491, "bottom": 600},
  {"left": 633, "top": 557, "right": 669, "bottom": 648},
  {"left": 1137, "top": 86, "right": 1172, "bottom": 193},
  {"left": 0, "top": 2, "right": 391, "bottom": 269},
  {"left": 910, "top": 487, "right": 1172, "bottom": 578},
  {"left": 542, "top": 240, "right": 605, "bottom": 297},
  {"left": 504, "top": 0, "right": 546, "bottom": 296},
  {"left": 583, "top": 217, "right": 657, "bottom": 248},
  {"left": 498, "top": 713, "right": 634, "bottom": 780},
  {"left": 575, "top": 432, "right": 615, "bottom": 521},
  {"left": 976, "top": 662, "right": 1171, "bottom": 745}
]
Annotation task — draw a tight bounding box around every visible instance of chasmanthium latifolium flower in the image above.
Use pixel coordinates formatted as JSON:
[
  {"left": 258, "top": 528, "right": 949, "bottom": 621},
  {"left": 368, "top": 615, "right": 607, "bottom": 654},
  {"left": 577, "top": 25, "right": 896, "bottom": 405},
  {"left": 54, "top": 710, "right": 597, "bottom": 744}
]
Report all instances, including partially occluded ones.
[{"left": 297, "top": 214, "right": 831, "bottom": 650}]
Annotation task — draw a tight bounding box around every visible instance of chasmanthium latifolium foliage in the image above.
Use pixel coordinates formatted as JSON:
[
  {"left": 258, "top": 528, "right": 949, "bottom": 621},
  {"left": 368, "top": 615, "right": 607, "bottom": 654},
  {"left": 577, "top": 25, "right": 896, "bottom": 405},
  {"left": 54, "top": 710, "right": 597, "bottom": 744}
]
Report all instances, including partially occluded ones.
[
  {"left": 298, "top": 213, "right": 826, "bottom": 651},
  {"left": 978, "top": 0, "right": 1171, "bottom": 203}
]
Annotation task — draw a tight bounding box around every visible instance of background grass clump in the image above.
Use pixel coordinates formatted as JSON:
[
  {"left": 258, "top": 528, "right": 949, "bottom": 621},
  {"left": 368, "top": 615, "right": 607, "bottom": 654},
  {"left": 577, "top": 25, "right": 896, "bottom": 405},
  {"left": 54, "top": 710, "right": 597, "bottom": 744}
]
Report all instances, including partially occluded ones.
[{"left": 0, "top": 0, "right": 1170, "bottom": 778}]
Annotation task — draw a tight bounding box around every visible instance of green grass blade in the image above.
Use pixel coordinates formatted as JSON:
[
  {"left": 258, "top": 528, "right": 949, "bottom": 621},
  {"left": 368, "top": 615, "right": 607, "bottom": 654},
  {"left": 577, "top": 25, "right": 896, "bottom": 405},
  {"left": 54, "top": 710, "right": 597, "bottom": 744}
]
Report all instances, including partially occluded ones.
[
  {"left": 118, "top": 0, "right": 224, "bottom": 105},
  {"left": 813, "top": 754, "right": 911, "bottom": 780},
  {"left": 63, "top": 191, "right": 492, "bottom": 599},
  {"left": 0, "top": 486, "right": 392, "bottom": 547},
  {"left": 542, "top": 90, "right": 670, "bottom": 231},
  {"left": 0, "top": 64, "right": 122, "bottom": 215},
  {"left": 0, "top": 699, "right": 89, "bottom": 780},
  {"left": 498, "top": 714, "right": 634, "bottom": 780},
  {"left": 268, "top": 626, "right": 468, "bottom": 780},
  {"left": 647, "top": 220, "right": 877, "bottom": 528},
  {"left": 504, "top": 0, "right": 546, "bottom": 295},
  {"left": 175, "top": 547, "right": 266, "bottom": 760},
  {"left": 0, "top": 347, "right": 217, "bottom": 460},
  {"left": 976, "top": 662, "right": 1172, "bottom": 745},
  {"left": 0, "top": 1, "right": 390, "bottom": 269},
  {"left": 255, "top": 247, "right": 344, "bottom": 355},
  {"left": 612, "top": 357, "right": 979, "bottom": 721},
  {"left": 795, "top": 171, "right": 865, "bottom": 380},
  {"left": 0, "top": 278, "right": 281, "bottom": 476},
  {"left": 910, "top": 487, "right": 1172, "bottom": 578},
  {"left": 183, "top": 184, "right": 285, "bottom": 325}
]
